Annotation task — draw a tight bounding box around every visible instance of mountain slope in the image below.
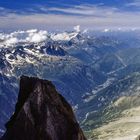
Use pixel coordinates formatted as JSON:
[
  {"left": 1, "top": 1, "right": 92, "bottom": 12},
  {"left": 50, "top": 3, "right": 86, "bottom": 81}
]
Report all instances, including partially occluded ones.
[
  {"left": 1, "top": 76, "right": 86, "bottom": 140},
  {"left": 82, "top": 72, "right": 140, "bottom": 139}
]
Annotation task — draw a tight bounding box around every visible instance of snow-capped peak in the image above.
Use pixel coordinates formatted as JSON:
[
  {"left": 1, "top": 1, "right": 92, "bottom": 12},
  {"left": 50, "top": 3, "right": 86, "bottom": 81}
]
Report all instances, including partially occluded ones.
[{"left": 51, "top": 32, "right": 78, "bottom": 41}]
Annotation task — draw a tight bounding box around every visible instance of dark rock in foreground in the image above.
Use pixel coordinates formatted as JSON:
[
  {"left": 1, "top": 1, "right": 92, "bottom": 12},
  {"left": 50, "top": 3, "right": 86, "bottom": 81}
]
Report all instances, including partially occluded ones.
[{"left": 1, "top": 76, "right": 86, "bottom": 140}]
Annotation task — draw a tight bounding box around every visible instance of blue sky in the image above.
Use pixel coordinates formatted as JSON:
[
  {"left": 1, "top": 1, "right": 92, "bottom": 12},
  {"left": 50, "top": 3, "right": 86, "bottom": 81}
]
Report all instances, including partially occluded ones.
[{"left": 0, "top": 0, "right": 140, "bottom": 30}]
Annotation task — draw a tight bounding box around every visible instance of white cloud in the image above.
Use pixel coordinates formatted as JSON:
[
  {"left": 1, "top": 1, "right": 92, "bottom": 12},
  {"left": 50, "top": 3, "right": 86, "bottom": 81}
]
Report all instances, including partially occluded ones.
[
  {"left": 5, "top": 37, "right": 18, "bottom": 45},
  {"left": 26, "top": 29, "right": 38, "bottom": 33},
  {"left": 0, "top": 30, "right": 49, "bottom": 46},
  {"left": 45, "top": 5, "right": 118, "bottom": 17},
  {"left": 103, "top": 28, "right": 110, "bottom": 32},
  {"left": 126, "top": 0, "right": 140, "bottom": 7},
  {"left": 0, "top": 4, "right": 140, "bottom": 30},
  {"left": 26, "top": 30, "right": 48, "bottom": 43},
  {"left": 74, "top": 25, "right": 80, "bottom": 32},
  {"left": 0, "top": 28, "right": 79, "bottom": 45}
]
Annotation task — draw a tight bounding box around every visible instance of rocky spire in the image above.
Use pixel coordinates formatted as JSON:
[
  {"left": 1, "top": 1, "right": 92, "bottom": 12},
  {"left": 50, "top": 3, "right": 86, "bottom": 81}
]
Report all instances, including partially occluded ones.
[{"left": 1, "top": 76, "right": 86, "bottom": 140}]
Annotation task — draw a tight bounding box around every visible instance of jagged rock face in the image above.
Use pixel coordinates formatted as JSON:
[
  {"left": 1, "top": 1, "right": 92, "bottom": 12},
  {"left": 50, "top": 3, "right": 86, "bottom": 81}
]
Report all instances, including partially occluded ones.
[{"left": 1, "top": 76, "right": 86, "bottom": 140}]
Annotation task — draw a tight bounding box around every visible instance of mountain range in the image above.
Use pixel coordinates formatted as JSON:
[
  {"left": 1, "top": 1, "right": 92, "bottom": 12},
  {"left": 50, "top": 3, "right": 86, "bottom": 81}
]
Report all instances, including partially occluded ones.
[{"left": 0, "top": 28, "right": 140, "bottom": 139}]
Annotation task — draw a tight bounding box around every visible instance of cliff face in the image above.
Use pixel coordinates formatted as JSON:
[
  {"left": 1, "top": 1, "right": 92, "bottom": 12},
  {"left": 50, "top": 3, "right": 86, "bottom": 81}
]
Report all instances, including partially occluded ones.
[{"left": 1, "top": 76, "right": 86, "bottom": 140}]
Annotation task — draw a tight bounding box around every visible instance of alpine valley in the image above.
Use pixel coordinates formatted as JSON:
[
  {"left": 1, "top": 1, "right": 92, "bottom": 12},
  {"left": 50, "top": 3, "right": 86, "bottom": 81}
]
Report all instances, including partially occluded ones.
[{"left": 0, "top": 27, "right": 140, "bottom": 140}]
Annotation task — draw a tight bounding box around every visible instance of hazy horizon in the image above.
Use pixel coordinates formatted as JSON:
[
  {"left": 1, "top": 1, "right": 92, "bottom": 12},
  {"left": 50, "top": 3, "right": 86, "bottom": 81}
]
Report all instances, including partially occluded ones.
[{"left": 0, "top": 0, "right": 140, "bottom": 30}]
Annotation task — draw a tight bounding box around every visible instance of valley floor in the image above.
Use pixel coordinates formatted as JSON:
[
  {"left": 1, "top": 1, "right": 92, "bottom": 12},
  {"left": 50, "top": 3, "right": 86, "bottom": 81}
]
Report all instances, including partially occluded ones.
[{"left": 87, "top": 106, "right": 140, "bottom": 140}]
